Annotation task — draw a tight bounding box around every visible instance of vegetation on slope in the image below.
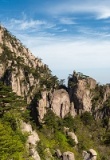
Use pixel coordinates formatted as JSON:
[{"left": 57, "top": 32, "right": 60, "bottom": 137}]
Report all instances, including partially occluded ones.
[
  {"left": 35, "top": 109, "right": 110, "bottom": 160},
  {"left": 0, "top": 82, "right": 31, "bottom": 160}
]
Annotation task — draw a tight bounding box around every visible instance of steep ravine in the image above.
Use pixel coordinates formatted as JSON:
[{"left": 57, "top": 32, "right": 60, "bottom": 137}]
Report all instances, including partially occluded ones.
[{"left": 0, "top": 25, "right": 110, "bottom": 160}]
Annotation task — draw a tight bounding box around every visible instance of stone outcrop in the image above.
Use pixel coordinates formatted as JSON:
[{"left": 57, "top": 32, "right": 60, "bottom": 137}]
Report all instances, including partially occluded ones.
[
  {"left": 33, "top": 88, "right": 76, "bottom": 122},
  {"left": 68, "top": 71, "right": 110, "bottom": 121},
  {"left": 51, "top": 89, "right": 75, "bottom": 118},
  {"left": 63, "top": 151, "right": 75, "bottom": 160},
  {"left": 67, "top": 131, "right": 78, "bottom": 144},
  {"left": 63, "top": 127, "right": 78, "bottom": 145},
  {"left": 55, "top": 150, "right": 75, "bottom": 160},
  {"left": 21, "top": 121, "right": 41, "bottom": 160},
  {"left": 83, "top": 149, "right": 97, "bottom": 160},
  {"left": 68, "top": 71, "right": 96, "bottom": 114},
  {"left": 37, "top": 91, "right": 47, "bottom": 122},
  {"left": 92, "top": 84, "right": 110, "bottom": 120},
  {"left": 56, "top": 149, "right": 62, "bottom": 158},
  {"left": 103, "top": 84, "right": 110, "bottom": 102}
]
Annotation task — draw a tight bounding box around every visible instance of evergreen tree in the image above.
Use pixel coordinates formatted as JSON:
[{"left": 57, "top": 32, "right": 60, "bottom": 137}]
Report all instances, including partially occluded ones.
[{"left": 0, "top": 82, "right": 25, "bottom": 115}]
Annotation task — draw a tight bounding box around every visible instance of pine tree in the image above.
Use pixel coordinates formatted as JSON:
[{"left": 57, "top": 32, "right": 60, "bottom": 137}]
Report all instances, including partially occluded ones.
[{"left": 0, "top": 82, "right": 25, "bottom": 115}]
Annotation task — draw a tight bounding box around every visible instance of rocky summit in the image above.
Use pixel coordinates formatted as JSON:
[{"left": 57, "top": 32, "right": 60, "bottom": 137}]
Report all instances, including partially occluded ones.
[{"left": 0, "top": 25, "right": 110, "bottom": 160}]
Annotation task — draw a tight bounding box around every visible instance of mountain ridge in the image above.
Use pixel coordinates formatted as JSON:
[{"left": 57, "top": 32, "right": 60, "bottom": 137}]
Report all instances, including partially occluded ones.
[{"left": 0, "top": 25, "right": 110, "bottom": 160}]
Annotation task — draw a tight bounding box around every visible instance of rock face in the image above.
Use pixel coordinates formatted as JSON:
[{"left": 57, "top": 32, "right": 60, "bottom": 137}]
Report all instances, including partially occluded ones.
[
  {"left": 30, "top": 88, "right": 76, "bottom": 122},
  {"left": 37, "top": 91, "right": 47, "bottom": 122},
  {"left": 83, "top": 149, "right": 97, "bottom": 160},
  {"left": 51, "top": 89, "right": 74, "bottom": 118},
  {"left": 21, "top": 121, "right": 41, "bottom": 160},
  {"left": 103, "top": 84, "right": 110, "bottom": 102},
  {"left": 92, "top": 84, "right": 110, "bottom": 120},
  {"left": 68, "top": 71, "right": 110, "bottom": 121},
  {"left": 63, "top": 151, "right": 75, "bottom": 160},
  {"left": 68, "top": 71, "right": 96, "bottom": 114},
  {"left": 0, "top": 25, "right": 57, "bottom": 104}
]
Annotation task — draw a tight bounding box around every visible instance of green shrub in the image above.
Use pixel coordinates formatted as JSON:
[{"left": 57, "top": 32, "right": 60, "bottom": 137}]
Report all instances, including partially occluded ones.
[
  {"left": 81, "top": 111, "right": 94, "bottom": 125},
  {"left": 43, "top": 109, "right": 62, "bottom": 131},
  {"left": 63, "top": 114, "right": 75, "bottom": 130},
  {"left": 103, "top": 132, "right": 110, "bottom": 146},
  {"left": 0, "top": 121, "right": 27, "bottom": 160},
  {"left": 21, "top": 109, "right": 31, "bottom": 122},
  {"left": 67, "top": 135, "right": 76, "bottom": 147},
  {"left": 2, "top": 112, "right": 17, "bottom": 131}
]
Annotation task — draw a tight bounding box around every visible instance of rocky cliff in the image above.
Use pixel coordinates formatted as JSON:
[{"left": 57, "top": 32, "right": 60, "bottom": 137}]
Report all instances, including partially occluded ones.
[
  {"left": 0, "top": 25, "right": 58, "bottom": 104},
  {"left": 68, "top": 71, "right": 110, "bottom": 121}
]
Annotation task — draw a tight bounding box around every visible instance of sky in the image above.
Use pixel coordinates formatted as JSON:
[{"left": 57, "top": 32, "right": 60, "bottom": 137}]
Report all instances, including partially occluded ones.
[{"left": 0, "top": 0, "right": 110, "bottom": 84}]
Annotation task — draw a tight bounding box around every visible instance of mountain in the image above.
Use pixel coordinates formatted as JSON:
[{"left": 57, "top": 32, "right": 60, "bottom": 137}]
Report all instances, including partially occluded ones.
[
  {"left": 0, "top": 25, "right": 110, "bottom": 160},
  {"left": 0, "top": 25, "right": 58, "bottom": 102}
]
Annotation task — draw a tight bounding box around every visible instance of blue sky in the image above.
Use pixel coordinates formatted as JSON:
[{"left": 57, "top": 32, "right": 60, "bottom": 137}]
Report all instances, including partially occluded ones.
[{"left": 0, "top": 0, "right": 110, "bottom": 84}]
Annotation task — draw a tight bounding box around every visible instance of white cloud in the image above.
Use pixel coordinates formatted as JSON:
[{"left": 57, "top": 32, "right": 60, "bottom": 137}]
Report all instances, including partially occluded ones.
[
  {"left": 59, "top": 17, "right": 76, "bottom": 25},
  {"left": 77, "top": 26, "right": 110, "bottom": 38},
  {"left": 96, "top": 7, "right": 110, "bottom": 19},
  {"left": 16, "top": 33, "right": 110, "bottom": 70},
  {"left": 44, "top": 0, "right": 110, "bottom": 19},
  {"left": 10, "top": 18, "right": 47, "bottom": 30}
]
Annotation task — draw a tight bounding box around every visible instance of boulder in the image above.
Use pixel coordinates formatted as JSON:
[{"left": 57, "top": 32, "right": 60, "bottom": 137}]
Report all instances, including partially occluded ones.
[
  {"left": 67, "top": 132, "right": 78, "bottom": 144},
  {"left": 56, "top": 149, "right": 62, "bottom": 158},
  {"left": 27, "top": 131, "right": 40, "bottom": 145},
  {"left": 30, "top": 148, "right": 41, "bottom": 160},
  {"left": 63, "top": 151, "right": 75, "bottom": 160},
  {"left": 63, "top": 127, "right": 69, "bottom": 134},
  {"left": 83, "top": 151, "right": 90, "bottom": 160},
  {"left": 89, "top": 149, "right": 97, "bottom": 160},
  {"left": 21, "top": 121, "right": 32, "bottom": 133},
  {"left": 83, "top": 149, "right": 97, "bottom": 160}
]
